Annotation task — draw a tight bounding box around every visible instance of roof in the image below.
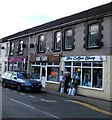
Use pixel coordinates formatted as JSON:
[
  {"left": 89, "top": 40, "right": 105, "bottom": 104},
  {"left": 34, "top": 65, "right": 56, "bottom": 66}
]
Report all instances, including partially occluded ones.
[{"left": 2, "top": 2, "right": 112, "bottom": 42}]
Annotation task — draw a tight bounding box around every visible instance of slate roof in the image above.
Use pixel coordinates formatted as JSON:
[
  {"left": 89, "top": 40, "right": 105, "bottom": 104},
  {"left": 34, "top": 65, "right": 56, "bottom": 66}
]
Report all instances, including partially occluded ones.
[{"left": 2, "top": 2, "right": 112, "bottom": 42}]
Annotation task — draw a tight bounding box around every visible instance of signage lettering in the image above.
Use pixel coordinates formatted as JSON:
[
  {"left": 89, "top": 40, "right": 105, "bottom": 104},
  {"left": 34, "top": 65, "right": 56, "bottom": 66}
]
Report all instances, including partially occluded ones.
[
  {"left": 36, "top": 57, "right": 48, "bottom": 61},
  {"left": 64, "top": 56, "right": 106, "bottom": 61}
]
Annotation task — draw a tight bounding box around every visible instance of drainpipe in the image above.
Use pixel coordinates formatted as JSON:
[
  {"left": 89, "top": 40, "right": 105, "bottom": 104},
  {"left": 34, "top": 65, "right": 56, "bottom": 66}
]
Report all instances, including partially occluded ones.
[{"left": 27, "top": 35, "right": 31, "bottom": 74}]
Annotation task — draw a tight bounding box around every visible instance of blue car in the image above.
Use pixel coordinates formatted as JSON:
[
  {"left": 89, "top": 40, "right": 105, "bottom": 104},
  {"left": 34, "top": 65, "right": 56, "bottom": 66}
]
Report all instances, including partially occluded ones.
[{"left": 1, "top": 71, "right": 42, "bottom": 91}]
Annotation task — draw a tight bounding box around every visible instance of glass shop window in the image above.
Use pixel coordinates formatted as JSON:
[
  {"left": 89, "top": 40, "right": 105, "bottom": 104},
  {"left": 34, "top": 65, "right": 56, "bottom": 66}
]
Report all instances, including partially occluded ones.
[
  {"left": 73, "top": 62, "right": 81, "bottom": 66},
  {"left": 31, "top": 66, "right": 40, "bottom": 79},
  {"left": 9, "top": 64, "right": 13, "bottom": 71},
  {"left": 65, "top": 62, "right": 71, "bottom": 66},
  {"left": 47, "top": 67, "right": 59, "bottom": 82},
  {"left": 72, "top": 67, "right": 81, "bottom": 85},
  {"left": 82, "top": 62, "right": 91, "bottom": 67},
  {"left": 82, "top": 68, "right": 91, "bottom": 87},
  {"left": 92, "top": 68, "right": 102, "bottom": 88}
]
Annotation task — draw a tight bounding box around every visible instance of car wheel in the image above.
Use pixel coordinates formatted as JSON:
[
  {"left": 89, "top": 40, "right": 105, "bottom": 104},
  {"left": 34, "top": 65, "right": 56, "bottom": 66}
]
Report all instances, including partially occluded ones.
[
  {"left": 2, "top": 81, "right": 7, "bottom": 88},
  {"left": 17, "top": 84, "right": 21, "bottom": 92}
]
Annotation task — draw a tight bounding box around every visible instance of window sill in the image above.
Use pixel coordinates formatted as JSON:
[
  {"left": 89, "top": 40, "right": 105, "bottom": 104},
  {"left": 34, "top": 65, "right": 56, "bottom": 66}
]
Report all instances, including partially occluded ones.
[
  {"left": 85, "top": 46, "right": 100, "bottom": 50},
  {"left": 63, "top": 48, "right": 73, "bottom": 51},
  {"left": 78, "top": 85, "right": 104, "bottom": 91},
  {"left": 53, "top": 50, "right": 61, "bottom": 52}
]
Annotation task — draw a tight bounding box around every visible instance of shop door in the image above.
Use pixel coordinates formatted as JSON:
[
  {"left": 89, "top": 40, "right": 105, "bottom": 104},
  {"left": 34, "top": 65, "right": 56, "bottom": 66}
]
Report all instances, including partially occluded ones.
[{"left": 41, "top": 66, "right": 46, "bottom": 87}]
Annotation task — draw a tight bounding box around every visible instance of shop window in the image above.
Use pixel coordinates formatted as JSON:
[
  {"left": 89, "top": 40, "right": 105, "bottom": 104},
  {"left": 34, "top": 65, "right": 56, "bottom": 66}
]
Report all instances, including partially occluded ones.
[
  {"left": 48, "top": 62, "right": 52, "bottom": 65},
  {"left": 9, "top": 63, "right": 13, "bottom": 71},
  {"left": 82, "top": 62, "right": 91, "bottom": 67},
  {"left": 65, "top": 67, "right": 71, "bottom": 75},
  {"left": 73, "top": 62, "right": 81, "bottom": 66},
  {"left": 65, "top": 62, "right": 71, "bottom": 66},
  {"left": 93, "top": 62, "right": 102, "bottom": 67},
  {"left": 18, "top": 62, "right": 22, "bottom": 72},
  {"left": 54, "top": 63, "right": 59, "bottom": 65},
  {"left": 31, "top": 66, "right": 40, "bottom": 79},
  {"left": 14, "top": 63, "right": 18, "bottom": 71},
  {"left": 92, "top": 68, "right": 102, "bottom": 88},
  {"left": 64, "top": 29, "right": 73, "bottom": 50},
  {"left": 10, "top": 42, "right": 14, "bottom": 55},
  {"left": 47, "top": 67, "right": 59, "bottom": 82},
  {"left": 82, "top": 68, "right": 91, "bottom": 87},
  {"left": 54, "top": 31, "right": 61, "bottom": 51},
  {"left": 65, "top": 61, "right": 103, "bottom": 89},
  {"left": 38, "top": 34, "right": 45, "bottom": 52},
  {"left": 73, "top": 67, "right": 81, "bottom": 84}
]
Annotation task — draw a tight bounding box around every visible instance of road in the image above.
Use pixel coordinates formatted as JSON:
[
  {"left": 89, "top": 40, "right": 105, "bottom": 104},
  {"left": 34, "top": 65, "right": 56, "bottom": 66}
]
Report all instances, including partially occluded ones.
[{"left": 1, "top": 84, "right": 111, "bottom": 119}]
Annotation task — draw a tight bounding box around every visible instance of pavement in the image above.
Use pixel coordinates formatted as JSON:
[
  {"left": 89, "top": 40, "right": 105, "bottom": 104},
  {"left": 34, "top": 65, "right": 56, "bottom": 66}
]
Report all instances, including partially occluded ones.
[{"left": 41, "top": 87, "right": 112, "bottom": 115}]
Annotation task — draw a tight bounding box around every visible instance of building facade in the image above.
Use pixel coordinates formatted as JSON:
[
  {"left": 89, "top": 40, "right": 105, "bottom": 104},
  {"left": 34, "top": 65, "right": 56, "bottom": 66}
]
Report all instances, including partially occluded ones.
[
  {"left": 0, "top": 39, "right": 9, "bottom": 76},
  {"left": 2, "top": 2, "right": 112, "bottom": 101}
]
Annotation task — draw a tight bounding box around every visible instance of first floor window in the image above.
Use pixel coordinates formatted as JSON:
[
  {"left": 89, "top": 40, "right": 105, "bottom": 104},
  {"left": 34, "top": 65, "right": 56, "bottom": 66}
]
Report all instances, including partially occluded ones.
[
  {"left": 64, "top": 29, "right": 73, "bottom": 50},
  {"left": 54, "top": 31, "right": 61, "bottom": 50},
  {"left": 38, "top": 35, "right": 45, "bottom": 52}
]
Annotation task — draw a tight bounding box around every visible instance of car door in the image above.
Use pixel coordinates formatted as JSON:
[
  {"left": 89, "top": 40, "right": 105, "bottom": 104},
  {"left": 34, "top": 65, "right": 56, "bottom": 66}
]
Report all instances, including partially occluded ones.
[
  {"left": 11, "top": 72, "right": 18, "bottom": 87},
  {"left": 5, "top": 72, "right": 12, "bottom": 86}
]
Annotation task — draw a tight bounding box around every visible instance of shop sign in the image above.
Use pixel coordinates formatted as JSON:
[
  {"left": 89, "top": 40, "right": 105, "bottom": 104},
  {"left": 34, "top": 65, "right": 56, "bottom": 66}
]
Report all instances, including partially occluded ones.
[
  {"left": 36, "top": 56, "right": 48, "bottom": 62},
  {"left": 62, "top": 55, "right": 106, "bottom": 61},
  {"left": 8, "top": 57, "right": 27, "bottom": 62}
]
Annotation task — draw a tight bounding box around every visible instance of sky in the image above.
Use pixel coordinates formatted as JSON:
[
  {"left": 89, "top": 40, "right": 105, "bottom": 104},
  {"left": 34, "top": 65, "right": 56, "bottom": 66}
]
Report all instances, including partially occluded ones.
[{"left": 0, "top": 0, "right": 111, "bottom": 39}]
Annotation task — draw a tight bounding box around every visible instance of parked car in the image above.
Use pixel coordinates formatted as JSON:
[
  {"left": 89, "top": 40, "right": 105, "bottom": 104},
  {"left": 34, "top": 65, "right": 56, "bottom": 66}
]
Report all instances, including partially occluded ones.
[{"left": 1, "top": 71, "right": 42, "bottom": 91}]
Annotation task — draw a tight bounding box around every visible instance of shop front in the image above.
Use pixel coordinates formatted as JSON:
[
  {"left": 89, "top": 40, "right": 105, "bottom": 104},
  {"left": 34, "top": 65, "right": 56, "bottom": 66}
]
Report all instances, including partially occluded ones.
[
  {"left": 8, "top": 56, "right": 28, "bottom": 72},
  {"left": 61, "top": 55, "right": 111, "bottom": 100},
  {"left": 29, "top": 54, "right": 60, "bottom": 88}
]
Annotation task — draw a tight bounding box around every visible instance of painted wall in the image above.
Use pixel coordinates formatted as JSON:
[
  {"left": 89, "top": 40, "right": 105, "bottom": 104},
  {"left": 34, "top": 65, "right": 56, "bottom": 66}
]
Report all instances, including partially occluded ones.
[{"left": 0, "top": 42, "right": 9, "bottom": 75}]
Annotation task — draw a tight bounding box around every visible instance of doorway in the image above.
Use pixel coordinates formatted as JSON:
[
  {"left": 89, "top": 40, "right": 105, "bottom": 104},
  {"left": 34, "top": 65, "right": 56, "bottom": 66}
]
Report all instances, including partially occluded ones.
[{"left": 41, "top": 66, "right": 46, "bottom": 87}]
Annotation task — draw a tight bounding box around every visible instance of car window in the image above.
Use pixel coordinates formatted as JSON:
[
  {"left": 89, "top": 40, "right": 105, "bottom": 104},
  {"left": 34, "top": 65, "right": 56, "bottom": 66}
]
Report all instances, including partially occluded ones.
[
  {"left": 6, "top": 72, "right": 12, "bottom": 78},
  {"left": 17, "top": 73, "right": 31, "bottom": 79},
  {"left": 4, "top": 72, "right": 8, "bottom": 76},
  {"left": 11, "top": 73, "right": 17, "bottom": 79}
]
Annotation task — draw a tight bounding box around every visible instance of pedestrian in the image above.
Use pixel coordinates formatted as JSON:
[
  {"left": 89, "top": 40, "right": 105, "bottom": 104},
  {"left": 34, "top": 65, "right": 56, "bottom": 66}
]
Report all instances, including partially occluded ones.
[{"left": 64, "top": 72, "right": 71, "bottom": 93}]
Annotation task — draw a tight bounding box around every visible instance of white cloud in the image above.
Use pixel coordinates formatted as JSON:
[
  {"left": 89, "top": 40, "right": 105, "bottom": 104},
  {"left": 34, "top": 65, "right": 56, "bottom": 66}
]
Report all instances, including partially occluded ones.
[{"left": 0, "top": 0, "right": 111, "bottom": 38}]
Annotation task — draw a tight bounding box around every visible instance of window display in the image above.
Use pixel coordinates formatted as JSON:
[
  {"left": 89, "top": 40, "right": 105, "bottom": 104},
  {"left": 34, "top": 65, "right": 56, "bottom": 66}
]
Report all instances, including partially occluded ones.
[
  {"left": 31, "top": 66, "right": 40, "bottom": 79},
  {"left": 93, "top": 68, "right": 102, "bottom": 88},
  {"left": 82, "top": 68, "right": 91, "bottom": 87},
  {"left": 47, "top": 67, "right": 59, "bottom": 82},
  {"left": 65, "top": 61, "right": 103, "bottom": 89}
]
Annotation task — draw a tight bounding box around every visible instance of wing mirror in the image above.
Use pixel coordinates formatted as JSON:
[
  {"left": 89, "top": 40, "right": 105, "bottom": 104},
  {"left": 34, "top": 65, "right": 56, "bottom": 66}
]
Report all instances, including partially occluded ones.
[{"left": 14, "top": 77, "right": 17, "bottom": 79}]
